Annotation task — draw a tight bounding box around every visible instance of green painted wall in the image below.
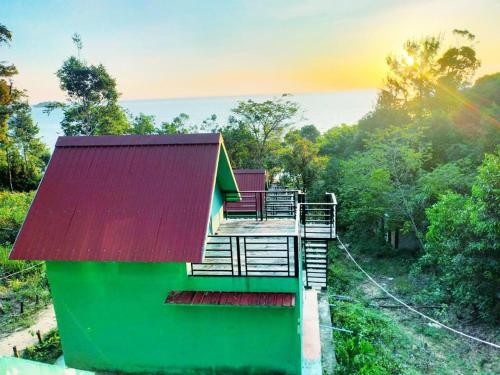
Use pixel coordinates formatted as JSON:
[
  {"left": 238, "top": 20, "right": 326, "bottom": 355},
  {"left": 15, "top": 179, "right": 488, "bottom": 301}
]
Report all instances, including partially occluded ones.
[
  {"left": 209, "top": 183, "right": 224, "bottom": 234},
  {"left": 47, "top": 261, "right": 302, "bottom": 374}
]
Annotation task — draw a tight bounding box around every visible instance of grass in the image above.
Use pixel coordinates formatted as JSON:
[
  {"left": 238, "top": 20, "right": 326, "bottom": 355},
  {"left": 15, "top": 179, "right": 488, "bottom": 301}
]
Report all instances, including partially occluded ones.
[
  {"left": 327, "top": 242, "right": 500, "bottom": 375},
  {"left": 20, "top": 329, "right": 62, "bottom": 364},
  {"left": 0, "top": 246, "right": 52, "bottom": 335}
]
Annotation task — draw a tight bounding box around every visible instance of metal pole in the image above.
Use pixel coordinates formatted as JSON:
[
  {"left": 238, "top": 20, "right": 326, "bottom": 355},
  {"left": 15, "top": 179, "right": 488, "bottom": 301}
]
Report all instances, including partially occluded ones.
[
  {"left": 236, "top": 236, "right": 241, "bottom": 276},
  {"left": 294, "top": 236, "right": 299, "bottom": 277},
  {"left": 255, "top": 192, "right": 258, "bottom": 221},
  {"left": 260, "top": 192, "right": 264, "bottom": 221}
]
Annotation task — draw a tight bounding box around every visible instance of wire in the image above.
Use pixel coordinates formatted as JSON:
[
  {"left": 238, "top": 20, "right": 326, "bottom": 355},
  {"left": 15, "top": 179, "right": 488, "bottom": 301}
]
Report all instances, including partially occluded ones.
[
  {"left": 320, "top": 324, "right": 353, "bottom": 334},
  {"left": 336, "top": 237, "right": 500, "bottom": 350},
  {"left": 0, "top": 262, "right": 44, "bottom": 282}
]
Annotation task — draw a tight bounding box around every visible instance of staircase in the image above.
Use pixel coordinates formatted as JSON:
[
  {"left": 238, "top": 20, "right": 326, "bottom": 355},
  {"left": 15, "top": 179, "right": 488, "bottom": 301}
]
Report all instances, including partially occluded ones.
[
  {"left": 303, "top": 239, "right": 329, "bottom": 289},
  {"left": 301, "top": 193, "right": 337, "bottom": 290}
]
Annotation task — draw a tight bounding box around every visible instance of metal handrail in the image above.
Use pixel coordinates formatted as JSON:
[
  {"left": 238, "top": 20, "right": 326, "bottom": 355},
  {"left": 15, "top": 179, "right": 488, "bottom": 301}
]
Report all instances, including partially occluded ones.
[
  {"left": 224, "top": 189, "right": 301, "bottom": 221},
  {"left": 190, "top": 234, "right": 300, "bottom": 278}
]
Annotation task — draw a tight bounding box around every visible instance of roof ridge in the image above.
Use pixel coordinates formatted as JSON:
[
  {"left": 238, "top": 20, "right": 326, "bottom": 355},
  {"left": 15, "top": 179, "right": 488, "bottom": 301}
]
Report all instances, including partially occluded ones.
[{"left": 56, "top": 133, "right": 221, "bottom": 147}]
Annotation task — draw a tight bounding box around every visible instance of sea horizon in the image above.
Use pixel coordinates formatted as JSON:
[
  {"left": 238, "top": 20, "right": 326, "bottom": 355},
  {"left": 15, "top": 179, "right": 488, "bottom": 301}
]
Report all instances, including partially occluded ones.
[{"left": 32, "top": 89, "right": 378, "bottom": 150}]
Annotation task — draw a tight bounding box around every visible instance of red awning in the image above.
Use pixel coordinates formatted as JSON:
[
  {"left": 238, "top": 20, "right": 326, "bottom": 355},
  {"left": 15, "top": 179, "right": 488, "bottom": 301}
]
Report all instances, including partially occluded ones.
[{"left": 165, "top": 291, "right": 295, "bottom": 307}]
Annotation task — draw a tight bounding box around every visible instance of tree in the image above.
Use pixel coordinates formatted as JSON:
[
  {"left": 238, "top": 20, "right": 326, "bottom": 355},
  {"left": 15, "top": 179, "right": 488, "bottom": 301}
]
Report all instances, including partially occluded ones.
[
  {"left": 418, "top": 150, "right": 499, "bottom": 320},
  {"left": 47, "top": 35, "right": 130, "bottom": 136},
  {"left": 369, "top": 126, "right": 430, "bottom": 250},
  {"left": 281, "top": 126, "right": 324, "bottom": 191},
  {"left": 158, "top": 113, "right": 189, "bottom": 134},
  {"left": 376, "top": 30, "right": 480, "bottom": 118},
  {"left": 229, "top": 95, "right": 299, "bottom": 170},
  {"left": 299, "top": 125, "right": 320, "bottom": 143},
  {"left": 221, "top": 121, "right": 258, "bottom": 169},
  {"left": 8, "top": 104, "right": 50, "bottom": 189},
  {"left": 0, "top": 24, "right": 48, "bottom": 191},
  {"left": 130, "top": 113, "right": 156, "bottom": 135},
  {"left": 337, "top": 151, "right": 392, "bottom": 243},
  {"left": 0, "top": 24, "right": 22, "bottom": 190}
]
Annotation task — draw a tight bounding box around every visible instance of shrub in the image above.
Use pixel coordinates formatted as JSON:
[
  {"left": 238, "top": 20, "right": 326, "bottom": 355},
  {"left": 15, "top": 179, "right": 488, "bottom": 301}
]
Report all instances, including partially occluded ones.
[{"left": 21, "top": 329, "right": 62, "bottom": 364}]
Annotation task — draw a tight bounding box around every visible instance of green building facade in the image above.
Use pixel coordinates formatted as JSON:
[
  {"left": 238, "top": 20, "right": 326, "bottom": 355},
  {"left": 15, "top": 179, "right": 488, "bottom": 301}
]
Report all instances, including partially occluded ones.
[{"left": 10, "top": 134, "right": 304, "bottom": 374}]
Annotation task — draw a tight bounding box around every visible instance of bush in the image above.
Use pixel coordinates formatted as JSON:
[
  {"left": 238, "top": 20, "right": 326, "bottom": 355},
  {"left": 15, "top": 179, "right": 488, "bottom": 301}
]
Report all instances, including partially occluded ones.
[
  {"left": 416, "top": 151, "right": 500, "bottom": 320},
  {"left": 332, "top": 302, "right": 408, "bottom": 375},
  {"left": 21, "top": 329, "right": 62, "bottom": 364},
  {"left": 0, "top": 191, "right": 33, "bottom": 244},
  {"left": 328, "top": 246, "right": 416, "bottom": 374}
]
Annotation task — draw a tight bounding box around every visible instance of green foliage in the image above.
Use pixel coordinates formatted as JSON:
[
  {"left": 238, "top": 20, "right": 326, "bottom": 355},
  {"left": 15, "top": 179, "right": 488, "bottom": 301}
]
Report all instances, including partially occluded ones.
[
  {"left": 131, "top": 113, "right": 156, "bottom": 135},
  {"left": 333, "top": 302, "right": 409, "bottom": 375},
  {"left": 0, "top": 190, "right": 49, "bottom": 335},
  {"left": 337, "top": 152, "right": 392, "bottom": 238},
  {"left": 280, "top": 126, "right": 325, "bottom": 191},
  {"left": 49, "top": 36, "right": 131, "bottom": 136},
  {"left": 418, "top": 151, "right": 499, "bottom": 320},
  {"left": 159, "top": 113, "right": 190, "bottom": 134},
  {"left": 415, "top": 161, "right": 473, "bottom": 206},
  {"left": 0, "top": 24, "right": 48, "bottom": 192},
  {"left": 379, "top": 30, "right": 480, "bottom": 116},
  {"left": 328, "top": 247, "right": 418, "bottom": 375},
  {"left": 314, "top": 31, "right": 499, "bottom": 323},
  {"left": 0, "top": 191, "right": 33, "bottom": 243},
  {"left": 21, "top": 329, "right": 62, "bottom": 364},
  {"left": 223, "top": 95, "right": 299, "bottom": 177},
  {"left": 0, "top": 243, "right": 24, "bottom": 274}
]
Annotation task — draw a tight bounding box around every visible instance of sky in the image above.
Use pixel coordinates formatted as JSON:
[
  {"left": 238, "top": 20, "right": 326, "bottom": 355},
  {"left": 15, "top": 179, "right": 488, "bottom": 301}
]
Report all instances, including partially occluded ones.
[{"left": 1, "top": 0, "right": 499, "bottom": 103}]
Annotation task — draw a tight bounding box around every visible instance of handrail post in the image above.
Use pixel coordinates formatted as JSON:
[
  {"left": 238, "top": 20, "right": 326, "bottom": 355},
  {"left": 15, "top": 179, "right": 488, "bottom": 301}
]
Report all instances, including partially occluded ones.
[
  {"left": 255, "top": 192, "right": 258, "bottom": 221},
  {"left": 293, "top": 236, "right": 299, "bottom": 277},
  {"left": 236, "top": 236, "right": 241, "bottom": 276},
  {"left": 259, "top": 192, "right": 264, "bottom": 221},
  {"left": 330, "top": 204, "right": 333, "bottom": 239}
]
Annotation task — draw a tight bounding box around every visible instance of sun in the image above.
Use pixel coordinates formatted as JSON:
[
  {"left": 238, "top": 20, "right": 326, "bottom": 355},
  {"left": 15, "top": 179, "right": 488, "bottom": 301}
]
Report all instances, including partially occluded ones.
[{"left": 403, "top": 52, "right": 415, "bottom": 66}]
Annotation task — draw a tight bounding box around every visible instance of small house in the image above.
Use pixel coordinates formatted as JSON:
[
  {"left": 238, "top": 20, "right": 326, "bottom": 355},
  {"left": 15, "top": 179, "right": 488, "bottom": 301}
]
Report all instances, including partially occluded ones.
[{"left": 10, "top": 134, "right": 306, "bottom": 374}]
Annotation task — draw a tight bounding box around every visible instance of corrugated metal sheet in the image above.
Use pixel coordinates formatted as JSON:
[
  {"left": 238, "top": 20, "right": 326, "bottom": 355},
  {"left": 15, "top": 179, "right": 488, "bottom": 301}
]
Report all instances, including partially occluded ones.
[
  {"left": 165, "top": 291, "right": 295, "bottom": 307},
  {"left": 226, "top": 169, "right": 266, "bottom": 212},
  {"left": 10, "top": 134, "right": 233, "bottom": 263},
  {"left": 233, "top": 169, "right": 266, "bottom": 191}
]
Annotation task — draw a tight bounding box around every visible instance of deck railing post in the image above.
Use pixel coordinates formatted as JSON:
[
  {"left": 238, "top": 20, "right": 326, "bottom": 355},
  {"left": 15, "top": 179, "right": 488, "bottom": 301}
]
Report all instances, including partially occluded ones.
[
  {"left": 236, "top": 236, "right": 241, "bottom": 276},
  {"left": 294, "top": 236, "right": 299, "bottom": 277},
  {"left": 330, "top": 204, "right": 333, "bottom": 239},
  {"left": 254, "top": 192, "right": 258, "bottom": 221},
  {"left": 259, "top": 192, "right": 264, "bottom": 221}
]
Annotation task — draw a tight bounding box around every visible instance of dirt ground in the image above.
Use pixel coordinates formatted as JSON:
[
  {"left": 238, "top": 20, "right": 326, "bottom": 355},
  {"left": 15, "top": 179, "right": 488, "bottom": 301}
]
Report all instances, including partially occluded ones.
[{"left": 0, "top": 304, "right": 57, "bottom": 356}]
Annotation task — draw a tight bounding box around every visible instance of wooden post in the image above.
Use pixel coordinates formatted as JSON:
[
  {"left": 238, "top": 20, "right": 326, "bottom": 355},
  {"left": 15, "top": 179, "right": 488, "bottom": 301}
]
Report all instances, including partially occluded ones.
[
  {"left": 13, "top": 346, "right": 18, "bottom": 357},
  {"left": 36, "top": 330, "right": 43, "bottom": 344},
  {"left": 35, "top": 294, "right": 39, "bottom": 305},
  {"left": 20, "top": 301, "right": 24, "bottom": 314}
]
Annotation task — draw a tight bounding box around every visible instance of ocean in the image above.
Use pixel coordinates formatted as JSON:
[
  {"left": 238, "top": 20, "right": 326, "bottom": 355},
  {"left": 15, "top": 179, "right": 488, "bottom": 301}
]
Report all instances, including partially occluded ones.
[{"left": 32, "top": 90, "right": 377, "bottom": 149}]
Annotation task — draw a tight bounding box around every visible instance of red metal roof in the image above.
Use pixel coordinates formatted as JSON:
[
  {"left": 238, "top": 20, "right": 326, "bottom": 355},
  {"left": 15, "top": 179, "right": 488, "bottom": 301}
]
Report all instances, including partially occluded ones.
[
  {"left": 233, "top": 169, "right": 266, "bottom": 191},
  {"left": 165, "top": 291, "right": 295, "bottom": 307},
  {"left": 225, "top": 169, "right": 267, "bottom": 212},
  {"left": 10, "top": 134, "right": 237, "bottom": 263}
]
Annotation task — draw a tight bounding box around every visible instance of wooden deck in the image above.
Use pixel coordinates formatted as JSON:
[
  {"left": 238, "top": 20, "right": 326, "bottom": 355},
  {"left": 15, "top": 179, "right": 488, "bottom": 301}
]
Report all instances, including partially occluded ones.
[
  {"left": 216, "top": 218, "right": 335, "bottom": 239},
  {"left": 189, "top": 219, "right": 298, "bottom": 277},
  {"left": 216, "top": 219, "right": 297, "bottom": 236},
  {"left": 189, "top": 218, "right": 332, "bottom": 280}
]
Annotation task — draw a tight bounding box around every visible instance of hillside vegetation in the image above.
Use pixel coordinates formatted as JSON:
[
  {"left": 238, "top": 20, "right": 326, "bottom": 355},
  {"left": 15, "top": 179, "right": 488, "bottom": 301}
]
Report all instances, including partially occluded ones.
[{"left": 0, "top": 22, "right": 498, "bottom": 373}]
